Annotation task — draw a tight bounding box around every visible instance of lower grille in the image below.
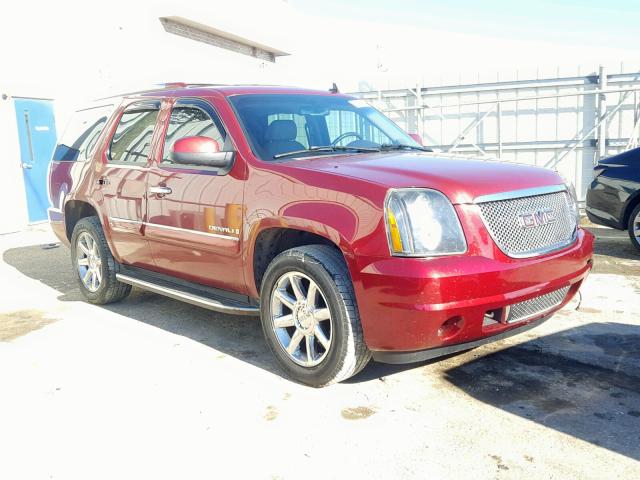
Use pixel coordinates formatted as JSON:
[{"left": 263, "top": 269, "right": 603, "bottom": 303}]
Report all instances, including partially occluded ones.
[{"left": 506, "top": 286, "right": 570, "bottom": 324}]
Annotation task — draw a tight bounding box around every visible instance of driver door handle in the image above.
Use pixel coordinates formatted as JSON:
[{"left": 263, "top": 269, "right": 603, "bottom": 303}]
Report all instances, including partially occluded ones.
[{"left": 149, "top": 185, "right": 172, "bottom": 197}]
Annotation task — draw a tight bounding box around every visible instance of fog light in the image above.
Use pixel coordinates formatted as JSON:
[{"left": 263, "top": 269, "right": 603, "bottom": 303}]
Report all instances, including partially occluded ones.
[{"left": 437, "top": 316, "right": 463, "bottom": 339}]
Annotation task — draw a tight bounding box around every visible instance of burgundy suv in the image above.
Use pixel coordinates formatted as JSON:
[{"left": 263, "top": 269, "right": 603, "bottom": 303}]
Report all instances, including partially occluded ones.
[{"left": 48, "top": 84, "right": 594, "bottom": 386}]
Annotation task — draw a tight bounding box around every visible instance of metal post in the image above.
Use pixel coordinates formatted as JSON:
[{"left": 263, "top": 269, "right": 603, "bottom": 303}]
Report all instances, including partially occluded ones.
[
  {"left": 497, "top": 102, "right": 503, "bottom": 159},
  {"left": 626, "top": 91, "right": 640, "bottom": 150},
  {"left": 416, "top": 82, "right": 424, "bottom": 139},
  {"left": 597, "top": 65, "right": 608, "bottom": 162},
  {"left": 546, "top": 89, "right": 633, "bottom": 169}
]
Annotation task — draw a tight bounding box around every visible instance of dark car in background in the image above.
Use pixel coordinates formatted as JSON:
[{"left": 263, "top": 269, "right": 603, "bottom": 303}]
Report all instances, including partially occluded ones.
[{"left": 586, "top": 147, "right": 640, "bottom": 250}]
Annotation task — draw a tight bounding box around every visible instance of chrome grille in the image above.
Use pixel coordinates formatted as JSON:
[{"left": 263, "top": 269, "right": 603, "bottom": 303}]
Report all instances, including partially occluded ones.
[
  {"left": 507, "top": 286, "right": 570, "bottom": 324},
  {"left": 478, "top": 190, "right": 577, "bottom": 258}
]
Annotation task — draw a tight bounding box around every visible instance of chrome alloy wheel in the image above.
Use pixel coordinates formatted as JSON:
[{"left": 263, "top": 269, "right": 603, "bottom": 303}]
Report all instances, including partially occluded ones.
[
  {"left": 76, "top": 232, "right": 102, "bottom": 293},
  {"left": 634, "top": 210, "right": 640, "bottom": 242},
  {"left": 270, "top": 272, "right": 332, "bottom": 367}
]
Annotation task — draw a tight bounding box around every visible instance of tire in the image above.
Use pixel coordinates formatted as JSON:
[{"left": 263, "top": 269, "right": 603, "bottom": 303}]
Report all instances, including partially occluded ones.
[
  {"left": 70, "top": 216, "right": 131, "bottom": 305},
  {"left": 259, "top": 245, "right": 371, "bottom": 387},
  {"left": 627, "top": 203, "right": 640, "bottom": 252}
]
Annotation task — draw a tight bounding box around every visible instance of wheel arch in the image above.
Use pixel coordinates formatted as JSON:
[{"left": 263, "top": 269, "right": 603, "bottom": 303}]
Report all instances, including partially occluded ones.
[
  {"left": 64, "top": 199, "right": 100, "bottom": 241},
  {"left": 622, "top": 190, "right": 640, "bottom": 228},
  {"left": 247, "top": 219, "right": 355, "bottom": 298}
]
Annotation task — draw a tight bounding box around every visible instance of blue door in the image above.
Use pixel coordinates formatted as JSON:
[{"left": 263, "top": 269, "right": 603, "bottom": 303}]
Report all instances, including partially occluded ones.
[{"left": 14, "top": 98, "right": 57, "bottom": 223}]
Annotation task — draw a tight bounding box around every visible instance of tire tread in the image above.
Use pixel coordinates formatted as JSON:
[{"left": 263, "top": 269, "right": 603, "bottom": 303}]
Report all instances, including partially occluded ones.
[{"left": 261, "top": 244, "right": 370, "bottom": 387}]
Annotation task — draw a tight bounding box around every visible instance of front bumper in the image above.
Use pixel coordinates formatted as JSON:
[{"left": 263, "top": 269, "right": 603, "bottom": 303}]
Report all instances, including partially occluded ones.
[
  {"left": 372, "top": 314, "right": 551, "bottom": 364},
  {"left": 354, "top": 228, "right": 594, "bottom": 356}
]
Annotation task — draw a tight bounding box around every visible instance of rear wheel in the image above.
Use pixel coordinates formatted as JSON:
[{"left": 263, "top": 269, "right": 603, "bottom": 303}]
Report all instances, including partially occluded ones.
[
  {"left": 70, "top": 217, "right": 131, "bottom": 304},
  {"left": 259, "top": 245, "right": 370, "bottom": 387},
  {"left": 627, "top": 204, "right": 640, "bottom": 251}
]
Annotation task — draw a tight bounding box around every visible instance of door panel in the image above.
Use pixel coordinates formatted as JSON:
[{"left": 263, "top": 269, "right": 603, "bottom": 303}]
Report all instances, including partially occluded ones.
[
  {"left": 14, "top": 98, "right": 57, "bottom": 223},
  {"left": 145, "top": 98, "right": 246, "bottom": 294},
  {"left": 100, "top": 165, "right": 154, "bottom": 264},
  {"left": 146, "top": 168, "right": 245, "bottom": 292},
  {"left": 96, "top": 101, "right": 160, "bottom": 267}
]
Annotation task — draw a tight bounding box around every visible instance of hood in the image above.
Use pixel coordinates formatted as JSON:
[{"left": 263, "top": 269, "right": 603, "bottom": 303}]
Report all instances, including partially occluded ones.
[{"left": 290, "top": 152, "right": 564, "bottom": 204}]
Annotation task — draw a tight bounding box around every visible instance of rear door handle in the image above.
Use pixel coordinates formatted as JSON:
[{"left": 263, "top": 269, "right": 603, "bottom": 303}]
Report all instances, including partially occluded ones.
[
  {"left": 97, "top": 176, "right": 109, "bottom": 185},
  {"left": 149, "top": 185, "right": 172, "bottom": 196}
]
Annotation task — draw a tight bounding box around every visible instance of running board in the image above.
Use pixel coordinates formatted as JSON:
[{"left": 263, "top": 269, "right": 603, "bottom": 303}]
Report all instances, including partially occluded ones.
[{"left": 115, "top": 273, "right": 259, "bottom": 316}]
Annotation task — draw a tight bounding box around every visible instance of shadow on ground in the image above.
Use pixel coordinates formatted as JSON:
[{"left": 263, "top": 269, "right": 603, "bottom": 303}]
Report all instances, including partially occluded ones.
[
  {"left": 442, "top": 327, "right": 640, "bottom": 461},
  {"left": 3, "top": 236, "right": 640, "bottom": 462},
  {"left": 3, "top": 243, "right": 453, "bottom": 383},
  {"left": 2, "top": 244, "right": 282, "bottom": 377}
]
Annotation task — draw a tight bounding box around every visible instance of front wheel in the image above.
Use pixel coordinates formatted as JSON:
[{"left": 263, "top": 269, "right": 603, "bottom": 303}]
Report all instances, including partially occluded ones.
[
  {"left": 260, "top": 245, "right": 371, "bottom": 387},
  {"left": 628, "top": 203, "right": 640, "bottom": 252}
]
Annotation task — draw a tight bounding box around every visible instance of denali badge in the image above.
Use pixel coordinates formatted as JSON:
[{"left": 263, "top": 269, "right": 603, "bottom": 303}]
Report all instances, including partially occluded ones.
[
  {"left": 209, "top": 225, "right": 240, "bottom": 235},
  {"left": 518, "top": 209, "right": 556, "bottom": 229}
]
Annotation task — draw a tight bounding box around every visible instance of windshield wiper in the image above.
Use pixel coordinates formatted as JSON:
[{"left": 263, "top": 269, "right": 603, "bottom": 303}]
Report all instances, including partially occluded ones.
[
  {"left": 273, "top": 145, "right": 380, "bottom": 160},
  {"left": 380, "top": 143, "right": 432, "bottom": 152}
]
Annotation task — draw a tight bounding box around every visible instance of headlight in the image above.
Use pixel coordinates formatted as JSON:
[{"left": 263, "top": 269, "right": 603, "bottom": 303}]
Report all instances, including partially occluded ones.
[
  {"left": 557, "top": 172, "right": 580, "bottom": 226},
  {"left": 384, "top": 188, "right": 467, "bottom": 256}
]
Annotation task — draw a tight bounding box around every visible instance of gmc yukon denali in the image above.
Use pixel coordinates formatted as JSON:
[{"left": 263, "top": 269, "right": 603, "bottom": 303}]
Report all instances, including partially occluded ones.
[{"left": 48, "top": 84, "right": 594, "bottom": 386}]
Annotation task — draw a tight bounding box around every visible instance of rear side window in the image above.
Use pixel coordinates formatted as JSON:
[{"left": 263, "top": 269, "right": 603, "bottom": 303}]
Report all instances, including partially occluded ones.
[
  {"left": 109, "top": 103, "right": 160, "bottom": 164},
  {"left": 53, "top": 104, "right": 114, "bottom": 162}
]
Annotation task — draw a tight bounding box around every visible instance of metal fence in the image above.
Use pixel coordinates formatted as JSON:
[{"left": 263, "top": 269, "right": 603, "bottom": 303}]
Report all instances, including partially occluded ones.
[{"left": 350, "top": 66, "right": 640, "bottom": 201}]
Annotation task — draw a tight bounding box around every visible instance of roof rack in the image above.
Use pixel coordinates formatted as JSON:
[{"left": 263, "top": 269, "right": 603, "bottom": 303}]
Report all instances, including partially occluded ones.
[
  {"left": 95, "top": 83, "right": 227, "bottom": 100},
  {"left": 163, "top": 82, "right": 227, "bottom": 89}
]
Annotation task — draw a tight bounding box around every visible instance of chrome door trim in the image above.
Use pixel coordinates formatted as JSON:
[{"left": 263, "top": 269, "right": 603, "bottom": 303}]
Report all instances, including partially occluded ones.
[
  {"left": 144, "top": 221, "right": 240, "bottom": 241},
  {"left": 149, "top": 186, "right": 172, "bottom": 195},
  {"left": 474, "top": 184, "right": 566, "bottom": 204},
  {"left": 115, "top": 274, "right": 258, "bottom": 315},
  {"left": 108, "top": 216, "right": 142, "bottom": 225},
  {"left": 109, "top": 217, "right": 241, "bottom": 241},
  {"left": 104, "top": 163, "right": 149, "bottom": 170}
]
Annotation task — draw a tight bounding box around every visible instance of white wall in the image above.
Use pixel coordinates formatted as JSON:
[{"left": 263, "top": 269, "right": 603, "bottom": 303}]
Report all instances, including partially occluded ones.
[{"left": 6, "top": 0, "right": 639, "bottom": 132}]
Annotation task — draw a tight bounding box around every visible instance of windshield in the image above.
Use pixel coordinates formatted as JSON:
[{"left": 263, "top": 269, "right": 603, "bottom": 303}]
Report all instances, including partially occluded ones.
[{"left": 228, "top": 94, "right": 421, "bottom": 161}]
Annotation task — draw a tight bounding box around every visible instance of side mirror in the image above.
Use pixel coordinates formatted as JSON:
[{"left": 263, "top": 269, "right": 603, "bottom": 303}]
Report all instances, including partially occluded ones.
[
  {"left": 408, "top": 133, "right": 423, "bottom": 146},
  {"left": 170, "top": 136, "right": 235, "bottom": 173}
]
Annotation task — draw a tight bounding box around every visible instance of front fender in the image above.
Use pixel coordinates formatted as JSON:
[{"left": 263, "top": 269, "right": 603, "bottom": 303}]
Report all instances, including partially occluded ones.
[{"left": 244, "top": 208, "right": 360, "bottom": 298}]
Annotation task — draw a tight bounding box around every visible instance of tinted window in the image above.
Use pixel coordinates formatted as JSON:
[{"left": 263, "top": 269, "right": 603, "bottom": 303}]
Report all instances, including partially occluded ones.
[
  {"left": 53, "top": 104, "right": 114, "bottom": 162},
  {"left": 266, "top": 113, "right": 309, "bottom": 147},
  {"left": 326, "top": 109, "right": 392, "bottom": 146},
  {"left": 162, "top": 104, "right": 227, "bottom": 164},
  {"left": 109, "top": 105, "right": 159, "bottom": 164}
]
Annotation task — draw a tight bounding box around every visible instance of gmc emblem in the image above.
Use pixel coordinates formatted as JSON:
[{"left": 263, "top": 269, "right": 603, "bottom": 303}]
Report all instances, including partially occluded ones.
[{"left": 518, "top": 209, "right": 556, "bottom": 228}]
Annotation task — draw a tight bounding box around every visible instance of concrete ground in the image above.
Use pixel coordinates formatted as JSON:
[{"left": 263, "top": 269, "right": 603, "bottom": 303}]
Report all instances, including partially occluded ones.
[{"left": 0, "top": 224, "right": 639, "bottom": 480}]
